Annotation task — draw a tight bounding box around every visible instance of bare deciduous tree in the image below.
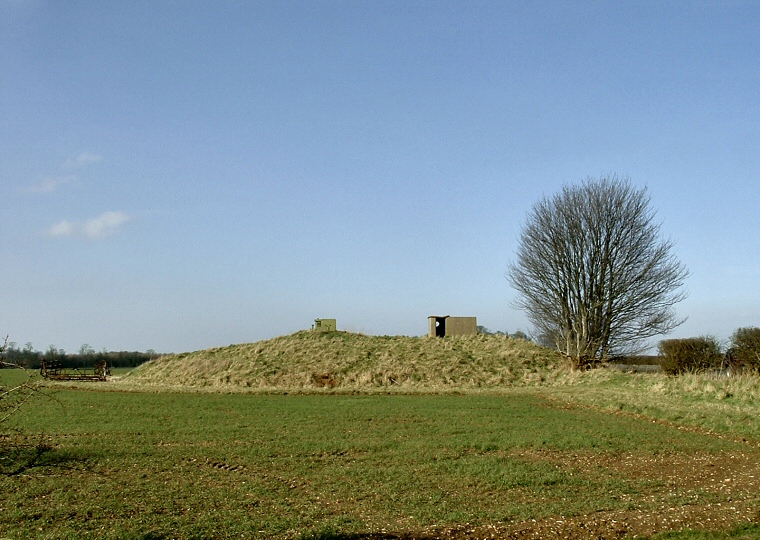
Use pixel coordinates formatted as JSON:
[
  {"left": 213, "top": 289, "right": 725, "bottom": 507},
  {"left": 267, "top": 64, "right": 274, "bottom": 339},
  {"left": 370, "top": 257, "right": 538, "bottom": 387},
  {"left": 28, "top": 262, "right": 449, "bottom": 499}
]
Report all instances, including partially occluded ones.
[{"left": 508, "top": 175, "right": 688, "bottom": 367}]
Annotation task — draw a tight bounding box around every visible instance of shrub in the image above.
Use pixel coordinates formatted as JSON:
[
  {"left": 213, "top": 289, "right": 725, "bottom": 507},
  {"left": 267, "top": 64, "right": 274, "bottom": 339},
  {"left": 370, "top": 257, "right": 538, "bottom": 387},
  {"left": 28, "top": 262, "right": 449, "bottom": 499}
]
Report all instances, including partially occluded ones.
[
  {"left": 658, "top": 337, "right": 722, "bottom": 375},
  {"left": 729, "top": 327, "right": 760, "bottom": 372}
]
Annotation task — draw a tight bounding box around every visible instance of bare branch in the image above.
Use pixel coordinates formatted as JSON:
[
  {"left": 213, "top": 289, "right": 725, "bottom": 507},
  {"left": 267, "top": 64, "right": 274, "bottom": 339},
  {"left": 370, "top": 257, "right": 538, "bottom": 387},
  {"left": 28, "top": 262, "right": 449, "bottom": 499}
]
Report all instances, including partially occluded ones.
[
  {"left": 508, "top": 175, "right": 688, "bottom": 366},
  {"left": 1, "top": 334, "right": 47, "bottom": 425}
]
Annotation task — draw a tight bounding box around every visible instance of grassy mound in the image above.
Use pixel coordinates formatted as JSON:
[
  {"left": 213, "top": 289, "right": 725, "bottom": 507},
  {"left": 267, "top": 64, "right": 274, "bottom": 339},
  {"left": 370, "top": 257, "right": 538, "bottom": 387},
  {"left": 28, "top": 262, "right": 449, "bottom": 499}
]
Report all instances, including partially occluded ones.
[{"left": 127, "top": 331, "right": 566, "bottom": 391}]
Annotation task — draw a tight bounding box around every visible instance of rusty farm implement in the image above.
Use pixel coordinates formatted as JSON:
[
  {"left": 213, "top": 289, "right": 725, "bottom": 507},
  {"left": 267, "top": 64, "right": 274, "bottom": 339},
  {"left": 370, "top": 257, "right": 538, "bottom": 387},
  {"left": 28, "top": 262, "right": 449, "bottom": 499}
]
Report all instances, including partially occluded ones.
[{"left": 40, "top": 359, "right": 110, "bottom": 382}]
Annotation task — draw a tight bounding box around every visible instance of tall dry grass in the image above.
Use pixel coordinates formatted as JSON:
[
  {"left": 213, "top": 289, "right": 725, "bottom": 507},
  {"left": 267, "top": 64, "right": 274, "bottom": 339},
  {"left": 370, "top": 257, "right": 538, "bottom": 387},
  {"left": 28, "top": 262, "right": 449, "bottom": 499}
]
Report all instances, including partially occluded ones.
[{"left": 122, "top": 331, "right": 567, "bottom": 392}]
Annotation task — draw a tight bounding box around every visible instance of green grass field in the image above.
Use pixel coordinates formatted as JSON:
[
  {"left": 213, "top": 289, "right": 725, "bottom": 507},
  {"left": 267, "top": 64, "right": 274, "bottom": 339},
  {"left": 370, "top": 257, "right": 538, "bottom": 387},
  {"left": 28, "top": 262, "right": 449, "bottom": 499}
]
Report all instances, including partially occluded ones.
[
  {"left": 1, "top": 333, "right": 759, "bottom": 539},
  {"left": 1, "top": 385, "right": 759, "bottom": 539}
]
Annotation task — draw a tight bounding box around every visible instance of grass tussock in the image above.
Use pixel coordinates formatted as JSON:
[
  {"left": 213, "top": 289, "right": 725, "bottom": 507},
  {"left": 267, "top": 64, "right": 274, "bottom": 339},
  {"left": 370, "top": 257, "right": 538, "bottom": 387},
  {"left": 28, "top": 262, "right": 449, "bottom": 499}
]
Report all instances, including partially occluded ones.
[{"left": 124, "top": 331, "right": 566, "bottom": 392}]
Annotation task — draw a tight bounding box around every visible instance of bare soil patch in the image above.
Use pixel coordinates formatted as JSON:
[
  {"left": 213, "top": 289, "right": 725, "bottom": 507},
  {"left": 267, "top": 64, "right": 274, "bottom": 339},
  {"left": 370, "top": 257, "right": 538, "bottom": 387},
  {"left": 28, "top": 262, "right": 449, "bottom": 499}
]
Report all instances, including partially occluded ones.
[
  {"left": 415, "top": 502, "right": 758, "bottom": 539},
  {"left": 515, "top": 448, "right": 760, "bottom": 497},
  {"left": 411, "top": 448, "right": 760, "bottom": 539}
]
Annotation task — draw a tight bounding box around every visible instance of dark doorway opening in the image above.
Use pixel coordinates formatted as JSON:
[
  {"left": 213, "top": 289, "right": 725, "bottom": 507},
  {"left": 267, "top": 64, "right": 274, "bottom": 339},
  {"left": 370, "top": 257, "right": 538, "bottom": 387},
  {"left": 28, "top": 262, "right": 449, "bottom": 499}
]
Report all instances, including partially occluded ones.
[{"left": 435, "top": 317, "right": 446, "bottom": 338}]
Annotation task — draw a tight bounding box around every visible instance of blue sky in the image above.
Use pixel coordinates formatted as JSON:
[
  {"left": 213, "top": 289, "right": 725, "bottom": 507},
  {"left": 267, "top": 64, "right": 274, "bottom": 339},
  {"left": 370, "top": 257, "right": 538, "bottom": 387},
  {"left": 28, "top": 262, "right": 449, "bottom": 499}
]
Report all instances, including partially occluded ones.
[{"left": 2, "top": 1, "right": 759, "bottom": 353}]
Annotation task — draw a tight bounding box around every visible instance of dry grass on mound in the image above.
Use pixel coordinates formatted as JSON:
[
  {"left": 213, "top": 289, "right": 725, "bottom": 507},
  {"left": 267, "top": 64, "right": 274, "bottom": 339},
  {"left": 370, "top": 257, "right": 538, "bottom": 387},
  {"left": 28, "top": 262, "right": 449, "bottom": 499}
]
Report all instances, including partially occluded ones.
[{"left": 124, "top": 331, "right": 567, "bottom": 392}]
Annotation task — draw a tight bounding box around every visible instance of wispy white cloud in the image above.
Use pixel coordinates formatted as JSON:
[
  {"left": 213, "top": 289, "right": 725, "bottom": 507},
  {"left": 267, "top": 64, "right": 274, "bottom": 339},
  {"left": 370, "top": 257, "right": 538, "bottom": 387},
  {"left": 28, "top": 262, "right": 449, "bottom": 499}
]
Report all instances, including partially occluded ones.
[
  {"left": 46, "top": 211, "right": 131, "bottom": 240},
  {"left": 22, "top": 175, "right": 76, "bottom": 195},
  {"left": 83, "top": 211, "right": 131, "bottom": 239},
  {"left": 47, "top": 220, "right": 77, "bottom": 237},
  {"left": 64, "top": 152, "right": 103, "bottom": 168}
]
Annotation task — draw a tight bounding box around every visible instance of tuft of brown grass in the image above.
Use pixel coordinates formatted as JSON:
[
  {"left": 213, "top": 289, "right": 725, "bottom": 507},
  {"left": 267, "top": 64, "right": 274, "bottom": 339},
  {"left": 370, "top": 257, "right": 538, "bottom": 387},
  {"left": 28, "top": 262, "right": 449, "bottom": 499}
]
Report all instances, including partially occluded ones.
[{"left": 121, "top": 331, "right": 565, "bottom": 392}]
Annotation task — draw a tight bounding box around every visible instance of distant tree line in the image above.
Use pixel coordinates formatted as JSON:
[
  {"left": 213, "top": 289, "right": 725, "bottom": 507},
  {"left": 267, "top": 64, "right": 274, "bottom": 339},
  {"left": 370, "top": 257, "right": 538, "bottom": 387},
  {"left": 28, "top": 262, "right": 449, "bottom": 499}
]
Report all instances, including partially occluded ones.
[{"left": 1, "top": 342, "right": 163, "bottom": 370}]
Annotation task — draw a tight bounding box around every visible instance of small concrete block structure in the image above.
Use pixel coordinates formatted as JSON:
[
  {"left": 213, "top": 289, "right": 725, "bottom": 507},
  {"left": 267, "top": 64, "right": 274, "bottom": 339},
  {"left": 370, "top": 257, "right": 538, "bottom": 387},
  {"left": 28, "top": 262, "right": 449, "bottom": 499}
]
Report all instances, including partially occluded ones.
[
  {"left": 313, "top": 318, "right": 337, "bottom": 332},
  {"left": 428, "top": 315, "right": 477, "bottom": 337}
]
